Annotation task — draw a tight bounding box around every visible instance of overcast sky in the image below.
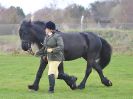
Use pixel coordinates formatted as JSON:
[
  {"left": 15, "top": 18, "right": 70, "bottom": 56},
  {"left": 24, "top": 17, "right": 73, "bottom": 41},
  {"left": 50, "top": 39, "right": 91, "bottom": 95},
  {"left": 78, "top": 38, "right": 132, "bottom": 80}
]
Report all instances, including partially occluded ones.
[{"left": 0, "top": 0, "right": 100, "bottom": 14}]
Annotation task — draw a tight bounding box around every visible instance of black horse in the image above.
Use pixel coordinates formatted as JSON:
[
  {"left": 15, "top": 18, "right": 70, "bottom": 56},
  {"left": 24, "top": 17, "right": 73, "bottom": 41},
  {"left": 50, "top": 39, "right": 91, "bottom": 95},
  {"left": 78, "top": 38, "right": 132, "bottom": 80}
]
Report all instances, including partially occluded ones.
[{"left": 19, "top": 20, "right": 112, "bottom": 91}]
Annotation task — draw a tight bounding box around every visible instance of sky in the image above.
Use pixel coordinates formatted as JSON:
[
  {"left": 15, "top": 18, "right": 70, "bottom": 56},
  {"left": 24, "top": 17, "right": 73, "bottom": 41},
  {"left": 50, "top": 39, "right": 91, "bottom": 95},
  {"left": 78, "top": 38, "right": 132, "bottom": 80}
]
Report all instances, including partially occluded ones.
[{"left": 0, "top": 0, "right": 99, "bottom": 14}]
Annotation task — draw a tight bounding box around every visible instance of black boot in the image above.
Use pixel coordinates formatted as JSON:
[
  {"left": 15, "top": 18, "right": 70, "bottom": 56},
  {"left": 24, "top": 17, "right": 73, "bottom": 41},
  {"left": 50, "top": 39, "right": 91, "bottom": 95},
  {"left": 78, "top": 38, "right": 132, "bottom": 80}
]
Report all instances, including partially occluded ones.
[
  {"left": 58, "top": 73, "right": 77, "bottom": 90},
  {"left": 48, "top": 74, "right": 55, "bottom": 93}
]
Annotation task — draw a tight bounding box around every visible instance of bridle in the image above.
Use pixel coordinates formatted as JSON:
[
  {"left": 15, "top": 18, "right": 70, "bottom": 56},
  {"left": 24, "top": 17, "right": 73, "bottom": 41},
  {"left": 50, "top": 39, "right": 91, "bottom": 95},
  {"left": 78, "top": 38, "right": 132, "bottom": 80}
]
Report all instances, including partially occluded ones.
[
  {"left": 21, "top": 39, "right": 35, "bottom": 55},
  {"left": 27, "top": 48, "right": 35, "bottom": 55}
]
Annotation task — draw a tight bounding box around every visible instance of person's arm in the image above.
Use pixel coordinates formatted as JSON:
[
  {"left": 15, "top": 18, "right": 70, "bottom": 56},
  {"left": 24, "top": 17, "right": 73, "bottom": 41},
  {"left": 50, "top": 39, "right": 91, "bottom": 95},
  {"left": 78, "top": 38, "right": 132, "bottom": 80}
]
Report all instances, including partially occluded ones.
[
  {"left": 35, "top": 47, "right": 45, "bottom": 57},
  {"left": 52, "top": 35, "right": 64, "bottom": 53},
  {"left": 35, "top": 37, "right": 47, "bottom": 57}
]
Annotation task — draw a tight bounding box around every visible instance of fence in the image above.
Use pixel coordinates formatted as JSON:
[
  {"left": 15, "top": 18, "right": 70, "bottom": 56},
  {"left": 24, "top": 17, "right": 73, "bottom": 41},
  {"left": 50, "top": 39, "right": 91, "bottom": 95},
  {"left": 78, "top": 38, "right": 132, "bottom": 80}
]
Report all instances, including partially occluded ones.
[
  {"left": 0, "top": 23, "right": 133, "bottom": 35},
  {"left": 0, "top": 23, "right": 133, "bottom": 54},
  {"left": 0, "top": 24, "right": 20, "bottom": 35},
  {"left": 58, "top": 23, "right": 133, "bottom": 31}
]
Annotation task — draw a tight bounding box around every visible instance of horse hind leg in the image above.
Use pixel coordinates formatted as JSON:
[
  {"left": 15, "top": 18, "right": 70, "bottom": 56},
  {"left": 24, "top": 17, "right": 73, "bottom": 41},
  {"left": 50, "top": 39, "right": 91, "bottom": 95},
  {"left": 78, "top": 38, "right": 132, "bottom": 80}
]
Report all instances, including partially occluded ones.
[
  {"left": 78, "top": 57, "right": 94, "bottom": 89},
  {"left": 93, "top": 61, "right": 112, "bottom": 86}
]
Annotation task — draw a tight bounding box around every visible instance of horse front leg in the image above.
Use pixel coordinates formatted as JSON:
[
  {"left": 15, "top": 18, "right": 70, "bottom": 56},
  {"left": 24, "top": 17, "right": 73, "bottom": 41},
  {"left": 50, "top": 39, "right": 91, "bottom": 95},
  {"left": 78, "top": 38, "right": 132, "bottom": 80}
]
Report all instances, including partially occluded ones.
[
  {"left": 28, "top": 56, "right": 48, "bottom": 91},
  {"left": 93, "top": 62, "right": 112, "bottom": 87},
  {"left": 58, "top": 62, "right": 77, "bottom": 90}
]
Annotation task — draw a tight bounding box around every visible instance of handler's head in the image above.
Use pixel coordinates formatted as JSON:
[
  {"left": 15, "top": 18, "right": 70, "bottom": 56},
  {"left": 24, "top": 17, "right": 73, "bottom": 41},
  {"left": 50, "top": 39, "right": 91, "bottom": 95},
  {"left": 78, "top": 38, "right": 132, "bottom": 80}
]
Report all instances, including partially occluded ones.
[{"left": 45, "top": 21, "right": 56, "bottom": 33}]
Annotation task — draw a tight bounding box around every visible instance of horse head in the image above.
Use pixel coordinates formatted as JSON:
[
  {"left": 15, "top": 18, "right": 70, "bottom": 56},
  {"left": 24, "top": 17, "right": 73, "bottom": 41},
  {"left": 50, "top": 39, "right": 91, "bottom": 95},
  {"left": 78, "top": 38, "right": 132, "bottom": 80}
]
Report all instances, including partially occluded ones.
[{"left": 19, "top": 20, "right": 45, "bottom": 54}]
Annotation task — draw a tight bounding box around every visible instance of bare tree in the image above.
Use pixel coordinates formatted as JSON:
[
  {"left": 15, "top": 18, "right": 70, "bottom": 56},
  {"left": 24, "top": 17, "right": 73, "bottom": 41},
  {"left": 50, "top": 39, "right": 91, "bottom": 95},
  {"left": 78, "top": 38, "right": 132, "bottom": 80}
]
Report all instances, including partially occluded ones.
[{"left": 0, "top": 6, "right": 25, "bottom": 24}]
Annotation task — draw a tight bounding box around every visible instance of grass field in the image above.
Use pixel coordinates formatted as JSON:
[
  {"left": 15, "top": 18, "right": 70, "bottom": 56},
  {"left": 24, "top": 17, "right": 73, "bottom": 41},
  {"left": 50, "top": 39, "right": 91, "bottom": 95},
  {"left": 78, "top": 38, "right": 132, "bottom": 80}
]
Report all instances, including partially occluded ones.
[{"left": 0, "top": 54, "right": 133, "bottom": 99}]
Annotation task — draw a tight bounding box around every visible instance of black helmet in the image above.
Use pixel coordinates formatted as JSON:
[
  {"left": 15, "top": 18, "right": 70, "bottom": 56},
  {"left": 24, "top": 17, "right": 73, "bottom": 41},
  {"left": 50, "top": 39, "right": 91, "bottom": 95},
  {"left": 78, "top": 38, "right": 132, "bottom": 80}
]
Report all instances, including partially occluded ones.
[{"left": 45, "top": 21, "right": 56, "bottom": 30}]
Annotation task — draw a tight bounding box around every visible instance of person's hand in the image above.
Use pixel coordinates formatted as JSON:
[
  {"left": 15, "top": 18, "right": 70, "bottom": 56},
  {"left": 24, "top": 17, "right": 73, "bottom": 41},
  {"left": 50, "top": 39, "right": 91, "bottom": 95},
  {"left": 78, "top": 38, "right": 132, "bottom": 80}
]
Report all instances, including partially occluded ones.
[
  {"left": 43, "top": 56, "right": 47, "bottom": 61},
  {"left": 34, "top": 50, "right": 44, "bottom": 57},
  {"left": 47, "top": 48, "right": 53, "bottom": 53},
  {"left": 34, "top": 51, "right": 40, "bottom": 57}
]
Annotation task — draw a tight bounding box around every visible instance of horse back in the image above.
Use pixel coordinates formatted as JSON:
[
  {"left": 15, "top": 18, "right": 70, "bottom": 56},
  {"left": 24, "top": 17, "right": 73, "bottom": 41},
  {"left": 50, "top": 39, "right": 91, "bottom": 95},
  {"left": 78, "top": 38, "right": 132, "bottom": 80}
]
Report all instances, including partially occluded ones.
[{"left": 60, "top": 33, "right": 88, "bottom": 60}]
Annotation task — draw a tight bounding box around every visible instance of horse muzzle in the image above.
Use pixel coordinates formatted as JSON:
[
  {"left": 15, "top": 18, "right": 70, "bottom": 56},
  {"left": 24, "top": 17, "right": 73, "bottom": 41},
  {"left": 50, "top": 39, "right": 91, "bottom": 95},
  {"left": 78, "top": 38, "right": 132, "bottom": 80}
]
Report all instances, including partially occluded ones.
[
  {"left": 21, "top": 41, "right": 35, "bottom": 55},
  {"left": 21, "top": 41, "right": 31, "bottom": 51}
]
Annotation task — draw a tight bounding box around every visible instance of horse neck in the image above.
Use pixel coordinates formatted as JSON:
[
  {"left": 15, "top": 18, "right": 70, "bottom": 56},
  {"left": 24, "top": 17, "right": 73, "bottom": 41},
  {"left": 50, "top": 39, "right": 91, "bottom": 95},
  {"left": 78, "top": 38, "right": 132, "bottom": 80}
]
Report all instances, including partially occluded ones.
[
  {"left": 30, "top": 25, "right": 45, "bottom": 49},
  {"left": 33, "top": 36, "right": 44, "bottom": 49}
]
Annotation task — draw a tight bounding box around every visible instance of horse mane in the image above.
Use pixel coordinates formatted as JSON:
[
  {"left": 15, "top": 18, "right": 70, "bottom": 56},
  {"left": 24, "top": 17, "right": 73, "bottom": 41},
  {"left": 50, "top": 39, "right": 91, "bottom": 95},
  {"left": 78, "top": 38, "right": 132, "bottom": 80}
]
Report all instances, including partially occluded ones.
[
  {"left": 33, "top": 21, "right": 46, "bottom": 27},
  {"left": 30, "top": 22, "right": 45, "bottom": 40}
]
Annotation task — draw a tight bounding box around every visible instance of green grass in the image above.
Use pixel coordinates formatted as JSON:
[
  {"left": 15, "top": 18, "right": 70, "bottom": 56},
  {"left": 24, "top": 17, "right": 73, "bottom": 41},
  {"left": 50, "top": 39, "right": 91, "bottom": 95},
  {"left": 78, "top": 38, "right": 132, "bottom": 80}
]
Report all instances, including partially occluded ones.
[{"left": 0, "top": 54, "right": 133, "bottom": 99}]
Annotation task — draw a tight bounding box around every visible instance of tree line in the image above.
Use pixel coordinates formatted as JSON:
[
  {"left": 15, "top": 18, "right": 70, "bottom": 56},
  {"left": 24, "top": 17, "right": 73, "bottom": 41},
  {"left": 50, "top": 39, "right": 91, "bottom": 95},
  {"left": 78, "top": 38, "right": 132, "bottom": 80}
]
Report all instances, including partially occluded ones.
[
  {"left": 0, "top": 5, "right": 25, "bottom": 24},
  {"left": 0, "top": 0, "right": 133, "bottom": 28}
]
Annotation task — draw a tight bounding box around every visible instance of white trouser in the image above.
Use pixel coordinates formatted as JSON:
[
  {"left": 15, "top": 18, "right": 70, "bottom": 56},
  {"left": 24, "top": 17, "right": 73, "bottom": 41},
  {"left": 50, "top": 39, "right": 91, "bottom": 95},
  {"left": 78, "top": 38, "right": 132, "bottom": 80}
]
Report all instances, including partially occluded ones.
[{"left": 48, "top": 61, "right": 61, "bottom": 78}]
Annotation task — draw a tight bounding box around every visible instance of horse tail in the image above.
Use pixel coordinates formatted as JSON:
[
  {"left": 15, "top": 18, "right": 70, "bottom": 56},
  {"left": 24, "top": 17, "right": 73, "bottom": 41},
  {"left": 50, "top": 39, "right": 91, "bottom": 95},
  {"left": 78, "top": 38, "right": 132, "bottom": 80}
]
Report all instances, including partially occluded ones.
[{"left": 99, "top": 37, "right": 112, "bottom": 69}]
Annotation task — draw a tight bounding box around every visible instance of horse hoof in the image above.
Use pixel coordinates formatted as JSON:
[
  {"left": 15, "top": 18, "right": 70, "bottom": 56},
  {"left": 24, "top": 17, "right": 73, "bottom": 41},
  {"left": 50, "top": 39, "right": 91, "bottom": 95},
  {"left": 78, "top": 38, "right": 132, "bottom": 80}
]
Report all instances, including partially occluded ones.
[
  {"left": 108, "top": 80, "right": 113, "bottom": 86},
  {"left": 71, "top": 84, "right": 77, "bottom": 90},
  {"left": 69, "top": 84, "right": 77, "bottom": 90},
  {"left": 29, "top": 89, "right": 37, "bottom": 92},
  {"left": 77, "top": 84, "right": 85, "bottom": 90},
  {"left": 28, "top": 85, "right": 39, "bottom": 91},
  {"left": 102, "top": 78, "right": 113, "bottom": 87},
  {"left": 71, "top": 77, "right": 78, "bottom": 90},
  {"left": 105, "top": 80, "right": 112, "bottom": 87}
]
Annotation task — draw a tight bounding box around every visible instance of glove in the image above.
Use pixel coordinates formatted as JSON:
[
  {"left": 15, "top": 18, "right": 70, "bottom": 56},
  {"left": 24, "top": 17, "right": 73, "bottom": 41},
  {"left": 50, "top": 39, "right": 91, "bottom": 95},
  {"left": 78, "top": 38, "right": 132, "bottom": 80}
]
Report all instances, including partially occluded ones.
[
  {"left": 43, "top": 56, "right": 47, "bottom": 61},
  {"left": 47, "top": 48, "right": 53, "bottom": 53}
]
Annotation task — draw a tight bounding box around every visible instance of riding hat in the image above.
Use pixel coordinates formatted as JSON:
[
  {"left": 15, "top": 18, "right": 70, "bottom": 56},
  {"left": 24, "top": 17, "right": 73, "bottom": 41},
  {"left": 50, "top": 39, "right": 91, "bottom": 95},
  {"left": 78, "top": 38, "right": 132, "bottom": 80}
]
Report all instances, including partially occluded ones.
[{"left": 45, "top": 21, "right": 56, "bottom": 30}]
